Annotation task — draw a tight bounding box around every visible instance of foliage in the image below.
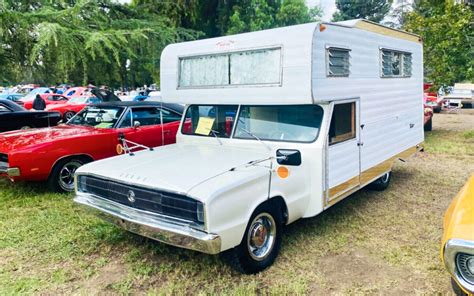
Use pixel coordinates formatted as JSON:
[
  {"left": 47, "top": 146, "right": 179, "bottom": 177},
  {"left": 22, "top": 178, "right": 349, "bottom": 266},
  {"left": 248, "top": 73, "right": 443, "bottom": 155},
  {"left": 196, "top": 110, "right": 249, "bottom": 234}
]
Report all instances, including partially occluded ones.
[
  {"left": 332, "top": 0, "right": 393, "bottom": 22},
  {"left": 227, "top": 0, "right": 322, "bottom": 34},
  {"left": 403, "top": 0, "right": 473, "bottom": 89},
  {"left": 0, "top": 0, "right": 200, "bottom": 87}
]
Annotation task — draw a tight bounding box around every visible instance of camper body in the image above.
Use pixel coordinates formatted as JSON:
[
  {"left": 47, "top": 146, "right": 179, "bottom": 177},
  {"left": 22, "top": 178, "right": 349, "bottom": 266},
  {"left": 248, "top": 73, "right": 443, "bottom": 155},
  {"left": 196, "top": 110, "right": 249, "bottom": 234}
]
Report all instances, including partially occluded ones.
[{"left": 74, "top": 20, "right": 424, "bottom": 273}]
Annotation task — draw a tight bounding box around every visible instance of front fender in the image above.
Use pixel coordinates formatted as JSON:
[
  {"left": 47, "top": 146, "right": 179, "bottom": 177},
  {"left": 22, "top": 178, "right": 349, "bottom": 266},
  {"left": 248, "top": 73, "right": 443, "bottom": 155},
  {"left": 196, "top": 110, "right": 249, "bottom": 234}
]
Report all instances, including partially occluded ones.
[{"left": 187, "top": 166, "right": 271, "bottom": 251}]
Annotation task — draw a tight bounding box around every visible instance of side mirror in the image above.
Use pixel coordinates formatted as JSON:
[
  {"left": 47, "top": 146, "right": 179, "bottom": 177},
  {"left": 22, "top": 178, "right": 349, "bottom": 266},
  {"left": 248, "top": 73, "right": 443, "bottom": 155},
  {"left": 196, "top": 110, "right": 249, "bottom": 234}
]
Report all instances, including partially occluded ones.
[
  {"left": 276, "top": 149, "right": 301, "bottom": 166},
  {"left": 133, "top": 121, "right": 141, "bottom": 128}
]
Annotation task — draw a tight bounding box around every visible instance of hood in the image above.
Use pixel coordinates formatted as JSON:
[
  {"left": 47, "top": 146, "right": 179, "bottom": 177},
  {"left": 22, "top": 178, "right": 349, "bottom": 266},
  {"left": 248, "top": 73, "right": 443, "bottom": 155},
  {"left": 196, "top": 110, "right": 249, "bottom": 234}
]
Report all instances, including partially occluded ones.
[
  {"left": 76, "top": 143, "right": 271, "bottom": 198},
  {"left": 0, "top": 125, "right": 100, "bottom": 153}
]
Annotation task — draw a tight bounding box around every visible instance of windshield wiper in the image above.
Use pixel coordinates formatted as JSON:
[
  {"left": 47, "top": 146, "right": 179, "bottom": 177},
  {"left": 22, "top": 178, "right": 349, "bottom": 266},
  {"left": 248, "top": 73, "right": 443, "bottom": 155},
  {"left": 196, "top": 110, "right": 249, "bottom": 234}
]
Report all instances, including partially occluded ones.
[
  {"left": 210, "top": 129, "right": 223, "bottom": 145},
  {"left": 237, "top": 124, "right": 271, "bottom": 151}
]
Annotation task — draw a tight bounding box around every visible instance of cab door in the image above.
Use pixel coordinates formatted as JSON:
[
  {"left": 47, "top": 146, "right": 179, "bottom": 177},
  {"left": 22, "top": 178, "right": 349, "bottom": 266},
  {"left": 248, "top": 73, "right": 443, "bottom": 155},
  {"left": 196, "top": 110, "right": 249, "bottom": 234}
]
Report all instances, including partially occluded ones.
[
  {"left": 117, "top": 107, "right": 164, "bottom": 149},
  {"left": 326, "top": 99, "right": 361, "bottom": 205}
]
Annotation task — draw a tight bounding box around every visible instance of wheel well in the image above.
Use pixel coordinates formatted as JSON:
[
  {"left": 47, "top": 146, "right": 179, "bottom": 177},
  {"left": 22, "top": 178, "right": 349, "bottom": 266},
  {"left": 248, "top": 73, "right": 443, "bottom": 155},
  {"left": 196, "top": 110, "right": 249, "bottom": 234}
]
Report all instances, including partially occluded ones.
[
  {"left": 259, "top": 196, "right": 289, "bottom": 225},
  {"left": 49, "top": 154, "right": 94, "bottom": 178}
]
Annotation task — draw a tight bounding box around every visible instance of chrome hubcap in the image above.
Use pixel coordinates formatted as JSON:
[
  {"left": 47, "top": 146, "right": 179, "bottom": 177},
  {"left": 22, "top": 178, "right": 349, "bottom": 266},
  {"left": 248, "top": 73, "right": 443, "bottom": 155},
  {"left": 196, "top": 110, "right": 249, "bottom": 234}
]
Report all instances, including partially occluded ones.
[
  {"left": 59, "top": 161, "right": 82, "bottom": 191},
  {"left": 247, "top": 213, "right": 276, "bottom": 261},
  {"left": 381, "top": 173, "right": 390, "bottom": 183}
]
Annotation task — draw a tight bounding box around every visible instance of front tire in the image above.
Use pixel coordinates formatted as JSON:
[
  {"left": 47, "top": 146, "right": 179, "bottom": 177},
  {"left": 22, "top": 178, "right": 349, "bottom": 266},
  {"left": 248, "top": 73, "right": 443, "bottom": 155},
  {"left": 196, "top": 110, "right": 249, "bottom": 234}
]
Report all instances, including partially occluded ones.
[
  {"left": 224, "top": 203, "right": 283, "bottom": 274},
  {"left": 451, "top": 278, "right": 467, "bottom": 296},
  {"left": 48, "top": 158, "right": 87, "bottom": 192},
  {"left": 367, "top": 172, "right": 392, "bottom": 191}
]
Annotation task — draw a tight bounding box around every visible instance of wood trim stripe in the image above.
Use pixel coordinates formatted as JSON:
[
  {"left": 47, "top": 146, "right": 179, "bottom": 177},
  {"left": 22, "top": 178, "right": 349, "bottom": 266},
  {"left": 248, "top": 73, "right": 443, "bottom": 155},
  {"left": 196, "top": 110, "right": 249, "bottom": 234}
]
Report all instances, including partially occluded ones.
[
  {"left": 354, "top": 21, "right": 422, "bottom": 44},
  {"left": 329, "top": 176, "right": 359, "bottom": 199},
  {"left": 326, "top": 144, "right": 421, "bottom": 206}
]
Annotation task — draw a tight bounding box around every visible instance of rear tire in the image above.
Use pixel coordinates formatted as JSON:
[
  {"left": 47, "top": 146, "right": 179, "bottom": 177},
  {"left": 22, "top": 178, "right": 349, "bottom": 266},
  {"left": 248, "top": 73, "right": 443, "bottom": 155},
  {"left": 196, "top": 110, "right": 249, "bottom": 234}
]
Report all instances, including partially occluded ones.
[
  {"left": 367, "top": 172, "right": 392, "bottom": 191},
  {"left": 64, "top": 111, "right": 75, "bottom": 121},
  {"left": 424, "top": 117, "right": 432, "bottom": 132},
  {"left": 223, "top": 203, "right": 283, "bottom": 274},
  {"left": 48, "top": 157, "right": 88, "bottom": 193}
]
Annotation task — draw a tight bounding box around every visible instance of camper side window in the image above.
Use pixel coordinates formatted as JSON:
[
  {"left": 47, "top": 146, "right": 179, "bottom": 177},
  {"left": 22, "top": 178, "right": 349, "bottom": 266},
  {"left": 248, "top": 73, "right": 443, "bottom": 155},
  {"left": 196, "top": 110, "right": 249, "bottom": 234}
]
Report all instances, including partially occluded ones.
[
  {"left": 381, "top": 49, "right": 412, "bottom": 77},
  {"left": 329, "top": 102, "right": 356, "bottom": 145},
  {"left": 326, "top": 48, "right": 350, "bottom": 77}
]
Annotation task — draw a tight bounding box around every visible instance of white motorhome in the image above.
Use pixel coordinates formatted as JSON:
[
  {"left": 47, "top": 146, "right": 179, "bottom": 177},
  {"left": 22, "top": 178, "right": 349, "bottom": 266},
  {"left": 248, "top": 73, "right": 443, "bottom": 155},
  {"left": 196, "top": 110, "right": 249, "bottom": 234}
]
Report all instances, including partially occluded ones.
[{"left": 74, "top": 20, "right": 424, "bottom": 273}]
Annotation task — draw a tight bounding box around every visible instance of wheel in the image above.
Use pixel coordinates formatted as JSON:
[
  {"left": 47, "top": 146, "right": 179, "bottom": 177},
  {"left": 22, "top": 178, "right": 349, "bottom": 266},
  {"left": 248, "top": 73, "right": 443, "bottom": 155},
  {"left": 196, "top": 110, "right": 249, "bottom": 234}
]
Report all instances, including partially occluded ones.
[
  {"left": 48, "top": 157, "right": 88, "bottom": 192},
  {"left": 367, "top": 172, "right": 392, "bottom": 191},
  {"left": 451, "top": 278, "right": 467, "bottom": 296},
  {"left": 64, "top": 111, "right": 76, "bottom": 121},
  {"left": 424, "top": 117, "right": 432, "bottom": 132},
  {"left": 223, "top": 203, "right": 283, "bottom": 274},
  {"left": 433, "top": 106, "right": 441, "bottom": 113}
]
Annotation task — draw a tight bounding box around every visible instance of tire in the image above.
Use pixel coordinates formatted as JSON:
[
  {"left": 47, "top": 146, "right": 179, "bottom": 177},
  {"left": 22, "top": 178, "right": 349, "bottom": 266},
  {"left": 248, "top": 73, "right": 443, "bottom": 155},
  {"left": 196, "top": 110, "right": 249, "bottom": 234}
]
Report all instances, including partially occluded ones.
[
  {"left": 424, "top": 117, "right": 432, "bottom": 132},
  {"left": 64, "top": 111, "right": 76, "bottom": 121},
  {"left": 48, "top": 157, "right": 88, "bottom": 193},
  {"left": 367, "top": 172, "right": 392, "bottom": 191},
  {"left": 451, "top": 278, "right": 467, "bottom": 296},
  {"left": 433, "top": 106, "right": 441, "bottom": 113},
  {"left": 223, "top": 203, "right": 283, "bottom": 274}
]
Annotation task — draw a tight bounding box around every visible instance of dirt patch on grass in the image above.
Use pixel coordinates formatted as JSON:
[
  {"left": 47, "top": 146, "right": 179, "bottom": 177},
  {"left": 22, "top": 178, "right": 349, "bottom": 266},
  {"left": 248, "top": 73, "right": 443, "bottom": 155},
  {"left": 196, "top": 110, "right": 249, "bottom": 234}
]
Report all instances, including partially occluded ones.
[{"left": 313, "top": 249, "right": 426, "bottom": 295}]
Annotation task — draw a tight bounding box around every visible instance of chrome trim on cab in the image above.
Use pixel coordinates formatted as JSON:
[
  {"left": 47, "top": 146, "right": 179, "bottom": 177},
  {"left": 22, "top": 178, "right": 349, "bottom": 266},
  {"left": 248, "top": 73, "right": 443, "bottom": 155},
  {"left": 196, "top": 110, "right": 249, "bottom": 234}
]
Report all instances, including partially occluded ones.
[
  {"left": 74, "top": 193, "right": 221, "bottom": 255},
  {"left": 444, "top": 239, "right": 474, "bottom": 293}
]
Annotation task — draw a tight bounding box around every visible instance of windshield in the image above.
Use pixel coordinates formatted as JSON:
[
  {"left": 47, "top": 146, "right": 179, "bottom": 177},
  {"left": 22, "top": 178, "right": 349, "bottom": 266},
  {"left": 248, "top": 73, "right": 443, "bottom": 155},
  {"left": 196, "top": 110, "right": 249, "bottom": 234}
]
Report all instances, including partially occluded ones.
[
  {"left": 235, "top": 105, "right": 324, "bottom": 142},
  {"left": 68, "top": 106, "right": 124, "bottom": 128},
  {"left": 182, "top": 104, "right": 324, "bottom": 143},
  {"left": 23, "top": 88, "right": 50, "bottom": 100},
  {"left": 182, "top": 105, "right": 238, "bottom": 137}
]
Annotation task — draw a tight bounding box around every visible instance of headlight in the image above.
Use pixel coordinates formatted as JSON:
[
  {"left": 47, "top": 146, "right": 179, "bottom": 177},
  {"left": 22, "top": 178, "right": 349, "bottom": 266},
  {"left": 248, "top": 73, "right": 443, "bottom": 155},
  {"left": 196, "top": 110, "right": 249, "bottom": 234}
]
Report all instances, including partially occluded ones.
[{"left": 457, "top": 253, "right": 474, "bottom": 285}]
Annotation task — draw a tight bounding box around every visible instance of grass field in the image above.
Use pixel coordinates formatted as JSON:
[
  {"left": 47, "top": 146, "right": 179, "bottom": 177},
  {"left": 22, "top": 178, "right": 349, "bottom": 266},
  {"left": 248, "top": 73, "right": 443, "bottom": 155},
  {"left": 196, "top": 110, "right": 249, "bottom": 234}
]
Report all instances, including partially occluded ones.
[{"left": 1, "top": 111, "right": 473, "bottom": 295}]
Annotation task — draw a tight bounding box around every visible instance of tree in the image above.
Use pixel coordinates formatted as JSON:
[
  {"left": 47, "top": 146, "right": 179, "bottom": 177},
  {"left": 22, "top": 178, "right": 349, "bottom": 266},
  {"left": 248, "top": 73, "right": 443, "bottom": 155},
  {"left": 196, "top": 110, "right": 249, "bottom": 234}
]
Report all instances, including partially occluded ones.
[
  {"left": 403, "top": 0, "right": 473, "bottom": 88},
  {"left": 332, "top": 0, "right": 393, "bottom": 23},
  {"left": 0, "top": 0, "right": 200, "bottom": 87},
  {"left": 226, "top": 0, "right": 322, "bottom": 34}
]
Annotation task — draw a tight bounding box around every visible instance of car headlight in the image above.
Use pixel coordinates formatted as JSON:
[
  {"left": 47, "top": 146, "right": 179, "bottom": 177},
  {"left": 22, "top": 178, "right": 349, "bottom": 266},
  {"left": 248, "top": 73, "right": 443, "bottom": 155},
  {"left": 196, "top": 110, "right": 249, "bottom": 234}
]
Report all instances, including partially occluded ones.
[
  {"left": 457, "top": 253, "right": 474, "bottom": 285},
  {"left": 444, "top": 239, "right": 474, "bottom": 293}
]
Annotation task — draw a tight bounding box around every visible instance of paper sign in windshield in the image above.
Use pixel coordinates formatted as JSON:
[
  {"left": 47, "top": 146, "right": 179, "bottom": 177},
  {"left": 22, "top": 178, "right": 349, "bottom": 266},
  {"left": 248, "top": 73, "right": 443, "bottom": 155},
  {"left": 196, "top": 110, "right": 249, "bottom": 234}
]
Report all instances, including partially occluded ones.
[{"left": 195, "top": 117, "right": 215, "bottom": 135}]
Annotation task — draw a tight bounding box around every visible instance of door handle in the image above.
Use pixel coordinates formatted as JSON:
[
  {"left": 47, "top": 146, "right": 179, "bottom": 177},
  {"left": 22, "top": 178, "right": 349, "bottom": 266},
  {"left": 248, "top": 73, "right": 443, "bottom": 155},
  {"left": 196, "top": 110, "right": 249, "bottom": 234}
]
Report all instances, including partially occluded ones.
[
  {"left": 357, "top": 142, "right": 364, "bottom": 146},
  {"left": 164, "top": 130, "right": 171, "bottom": 134}
]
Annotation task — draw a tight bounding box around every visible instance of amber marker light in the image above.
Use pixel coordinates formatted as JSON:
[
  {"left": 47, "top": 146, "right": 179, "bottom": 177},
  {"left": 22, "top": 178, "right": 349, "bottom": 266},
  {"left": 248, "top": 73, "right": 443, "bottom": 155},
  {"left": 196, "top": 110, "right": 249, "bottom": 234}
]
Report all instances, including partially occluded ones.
[
  {"left": 116, "top": 144, "right": 124, "bottom": 155},
  {"left": 319, "top": 24, "right": 327, "bottom": 32},
  {"left": 277, "top": 166, "right": 289, "bottom": 179}
]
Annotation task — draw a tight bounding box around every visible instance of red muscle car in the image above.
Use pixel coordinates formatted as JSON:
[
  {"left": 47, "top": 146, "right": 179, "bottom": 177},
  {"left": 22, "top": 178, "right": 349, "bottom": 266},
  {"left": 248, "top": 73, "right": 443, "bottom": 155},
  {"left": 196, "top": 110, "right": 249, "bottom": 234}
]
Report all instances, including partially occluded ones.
[
  {"left": 0, "top": 101, "right": 183, "bottom": 192},
  {"left": 21, "top": 94, "right": 69, "bottom": 110},
  {"left": 46, "top": 88, "right": 121, "bottom": 121}
]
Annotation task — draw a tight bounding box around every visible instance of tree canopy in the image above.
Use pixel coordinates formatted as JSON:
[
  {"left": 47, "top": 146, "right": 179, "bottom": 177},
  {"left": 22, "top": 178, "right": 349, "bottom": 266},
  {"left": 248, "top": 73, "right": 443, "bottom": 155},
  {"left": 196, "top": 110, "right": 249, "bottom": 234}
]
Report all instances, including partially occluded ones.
[
  {"left": 403, "top": 0, "right": 473, "bottom": 88},
  {"left": 332, "top": 0, "right": 393, "bottom": 22}
]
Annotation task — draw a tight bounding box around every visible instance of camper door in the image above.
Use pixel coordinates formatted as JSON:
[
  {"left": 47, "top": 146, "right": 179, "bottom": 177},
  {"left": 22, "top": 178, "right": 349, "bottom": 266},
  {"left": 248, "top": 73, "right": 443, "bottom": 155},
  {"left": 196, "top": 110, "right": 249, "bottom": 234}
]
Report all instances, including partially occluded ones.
[{"left": 326, "top": 99, "right": 361, "bottom": 205}]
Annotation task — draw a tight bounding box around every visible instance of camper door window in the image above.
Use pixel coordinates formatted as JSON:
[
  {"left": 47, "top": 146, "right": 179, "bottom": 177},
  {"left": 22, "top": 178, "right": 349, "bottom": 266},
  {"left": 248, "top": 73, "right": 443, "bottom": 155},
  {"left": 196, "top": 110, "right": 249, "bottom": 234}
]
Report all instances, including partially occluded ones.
[
  {"left": 178, "top": 47, "right": 282, "bottom": 88},
  {"left": 329, "top": 102, "right": 356, "bottom": 145}
]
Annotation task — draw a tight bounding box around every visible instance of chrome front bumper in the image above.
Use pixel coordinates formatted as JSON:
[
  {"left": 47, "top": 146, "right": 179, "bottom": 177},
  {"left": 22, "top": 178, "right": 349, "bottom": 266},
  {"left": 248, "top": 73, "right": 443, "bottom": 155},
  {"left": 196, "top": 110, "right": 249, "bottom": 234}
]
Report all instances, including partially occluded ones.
[
  {"left": 74, "top": 193, "right": 221, "bottom": 255},
  {"left": 0, "top": 162, "right": 20, "bottom": 177}
]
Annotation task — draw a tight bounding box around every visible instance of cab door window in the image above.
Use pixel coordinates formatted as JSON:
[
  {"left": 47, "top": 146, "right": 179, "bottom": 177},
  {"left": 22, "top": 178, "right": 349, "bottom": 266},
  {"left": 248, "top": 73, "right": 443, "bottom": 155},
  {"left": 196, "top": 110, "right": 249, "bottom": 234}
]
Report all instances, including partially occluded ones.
[
  {"left": 130, "top": 107, "right": 162, "bottom": 126},
  {"left": 329, "top": 102, "right": 356, "bottom": 145}
]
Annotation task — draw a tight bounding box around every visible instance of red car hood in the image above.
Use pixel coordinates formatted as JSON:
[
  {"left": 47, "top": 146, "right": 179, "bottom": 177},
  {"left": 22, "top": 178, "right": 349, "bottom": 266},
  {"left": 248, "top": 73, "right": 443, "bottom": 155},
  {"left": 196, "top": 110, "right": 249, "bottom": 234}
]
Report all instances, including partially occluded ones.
[{"left": 0, "top": 125, "right": 107, "bottom": 153}]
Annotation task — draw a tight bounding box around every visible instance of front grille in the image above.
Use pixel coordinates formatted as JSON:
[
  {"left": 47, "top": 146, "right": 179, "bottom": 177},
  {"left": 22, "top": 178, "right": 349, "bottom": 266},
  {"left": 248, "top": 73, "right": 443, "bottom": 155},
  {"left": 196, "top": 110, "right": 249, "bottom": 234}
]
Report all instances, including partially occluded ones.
[
  {"left": 77, "top": 175, "right": 204, "bottom": 225},
  {"left": 0, "top": 153, "right": 8, "bottom": 163}
]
